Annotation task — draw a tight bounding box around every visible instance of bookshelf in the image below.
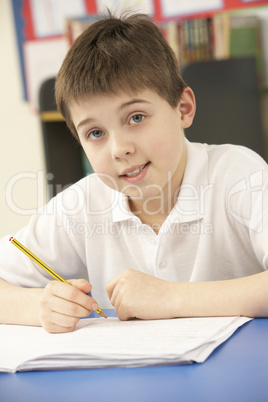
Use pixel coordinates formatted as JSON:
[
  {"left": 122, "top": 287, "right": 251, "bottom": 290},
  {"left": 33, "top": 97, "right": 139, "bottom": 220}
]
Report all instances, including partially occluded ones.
[
  {"left": 41, "top": 111, "right": 64, "bottom": 122},
  {"left": 159, "top": 11, "right": 266, "bottom": 89}
]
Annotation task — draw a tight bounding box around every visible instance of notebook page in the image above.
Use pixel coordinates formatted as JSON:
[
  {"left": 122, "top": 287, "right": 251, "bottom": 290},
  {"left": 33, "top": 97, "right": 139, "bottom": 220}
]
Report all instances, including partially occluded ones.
[{"left": 0, "top": 316, "right": 251, "bottom": 372}]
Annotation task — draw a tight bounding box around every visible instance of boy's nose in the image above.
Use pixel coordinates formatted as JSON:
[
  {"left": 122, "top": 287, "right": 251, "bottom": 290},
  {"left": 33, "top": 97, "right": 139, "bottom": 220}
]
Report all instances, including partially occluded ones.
[{"left": 111, "top": 134, "right": 135, "bottom": 160}]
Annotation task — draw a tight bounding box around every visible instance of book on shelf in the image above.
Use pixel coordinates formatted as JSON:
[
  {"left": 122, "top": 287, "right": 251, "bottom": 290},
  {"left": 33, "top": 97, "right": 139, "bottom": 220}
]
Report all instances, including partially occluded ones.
[
  {"left": 229, "top": 14, "right": 264, "bottom": 85},
  {"left": 160, "top": 18, "right": 213, "bottom": 66},
  {"left": 160, "top": 13, "right": 265, "bottom": 86}
]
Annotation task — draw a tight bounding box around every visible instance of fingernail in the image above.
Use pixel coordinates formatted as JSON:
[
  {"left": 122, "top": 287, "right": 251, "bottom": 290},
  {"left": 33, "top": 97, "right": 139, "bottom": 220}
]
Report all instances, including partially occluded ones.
[{"left": 92, "top": 303, "right": 98, "bottom": 311}]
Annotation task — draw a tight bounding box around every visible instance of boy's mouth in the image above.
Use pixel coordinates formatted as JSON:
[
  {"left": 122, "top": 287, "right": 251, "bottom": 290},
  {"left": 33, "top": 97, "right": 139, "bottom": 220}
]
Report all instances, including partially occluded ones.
[{"left": 121, "top": 162, "right": 150, "bottom": 177}]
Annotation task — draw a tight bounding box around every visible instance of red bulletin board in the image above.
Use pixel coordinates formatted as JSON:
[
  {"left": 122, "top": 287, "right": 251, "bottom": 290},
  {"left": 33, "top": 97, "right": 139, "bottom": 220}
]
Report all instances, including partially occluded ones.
[{"left": 19, "top": 0, "right": 268, "bottom": 40}]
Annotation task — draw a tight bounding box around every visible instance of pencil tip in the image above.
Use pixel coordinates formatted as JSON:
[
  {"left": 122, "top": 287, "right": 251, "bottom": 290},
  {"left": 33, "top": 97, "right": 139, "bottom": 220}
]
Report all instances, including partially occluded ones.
[
  {"left": 96, "top": 308, "right": 107, "bottom": 318},
  {"left": 100, "top": 310, "right": 108, "bottom": 319}
]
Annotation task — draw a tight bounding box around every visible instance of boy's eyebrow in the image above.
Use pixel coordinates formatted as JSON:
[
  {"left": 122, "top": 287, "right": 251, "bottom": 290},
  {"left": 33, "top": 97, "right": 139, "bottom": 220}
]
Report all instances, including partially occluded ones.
[
  {"left": 119, "top": 98, "right": 151, "bottom": 110},
  {"left": 76, "top": 99, "right": 151, "bottom": 130},
  {"left": 77, "top": 117, "right": 95, "bottom": 131}
]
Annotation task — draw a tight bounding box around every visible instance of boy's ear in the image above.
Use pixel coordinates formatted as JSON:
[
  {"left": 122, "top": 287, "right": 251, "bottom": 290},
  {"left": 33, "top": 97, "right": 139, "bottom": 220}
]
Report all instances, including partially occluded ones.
[{"left": 178, "top": 87, "right": 196, "bottom": 129}]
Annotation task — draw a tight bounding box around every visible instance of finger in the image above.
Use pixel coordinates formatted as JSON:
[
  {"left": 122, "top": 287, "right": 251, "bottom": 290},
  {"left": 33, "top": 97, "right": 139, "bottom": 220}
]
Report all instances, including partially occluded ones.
[
  {"left": 43, "top": 324, "right": 75, "bottom": 334},
  {"left": 41, "top": 312, "right": 80, "bottom": 333},
  {"left": 45, "top": 294, "right": 92, "bottom": 318},
  {"left": 46, "top": 281, "right": 92, "bottom": 306},
  {"left": 108, "top": 282, "right": 133, "bottom": 321},
  {"left": 105, "top": 275, "right": 119, "bottom": 300},
  {"left": 107, "top": 273, "right": 131, "bottom": 307},
  {"left": 46, "top": 281, "right": 97, "bottom": 311},
  {"left": 105, "top": 278, "right": 116, "bottom": 300},
  {"left": 106, "top": 280, "right": 120, "bottom": 307},
  {"left": 68, "top": 278, "right": 92, "bottom": 294},
  {"left": 42, "top": 322, "right": 76, "bottom": 333},
  {"left": 50, "top": 311, "right": 80, "bottom": 328},
  {"left": 114, "top": 299, "right": 133, "bottom": 321}
]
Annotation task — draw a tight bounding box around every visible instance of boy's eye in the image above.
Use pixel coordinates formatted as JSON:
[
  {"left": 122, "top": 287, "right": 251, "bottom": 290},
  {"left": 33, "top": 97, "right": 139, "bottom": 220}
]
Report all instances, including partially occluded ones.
[
  {"left": 88, "top": 129, "right": 104, "bottom": 140},
  {"left": 129, "top": 114, "right": 144, "bottom": 125}
]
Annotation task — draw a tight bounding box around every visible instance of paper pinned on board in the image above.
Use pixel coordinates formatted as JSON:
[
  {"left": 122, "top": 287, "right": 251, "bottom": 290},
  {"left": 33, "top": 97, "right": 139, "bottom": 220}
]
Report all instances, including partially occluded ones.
[{"left": 161, "top": 0, "right": 223, "bottom": 18}]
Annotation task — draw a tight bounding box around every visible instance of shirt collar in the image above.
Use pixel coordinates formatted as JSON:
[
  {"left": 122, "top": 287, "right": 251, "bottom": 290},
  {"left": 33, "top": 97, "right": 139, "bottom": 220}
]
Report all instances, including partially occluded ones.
[
  {"left": 171, "top": 139, "right": 209, "bottom": 223},
  {"left": 112, "top": 191, "right": 134, "bottom": 223}
]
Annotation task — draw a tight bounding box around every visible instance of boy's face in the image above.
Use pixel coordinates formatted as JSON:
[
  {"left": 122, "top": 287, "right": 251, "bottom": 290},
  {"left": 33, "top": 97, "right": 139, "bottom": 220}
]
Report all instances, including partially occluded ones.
[{"left": 70, "top": 88, "right": 195, "bottom": 209}]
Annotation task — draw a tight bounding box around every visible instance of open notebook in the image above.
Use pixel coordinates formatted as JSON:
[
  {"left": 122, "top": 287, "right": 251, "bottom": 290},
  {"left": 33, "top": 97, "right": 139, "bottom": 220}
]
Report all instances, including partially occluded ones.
[{"left": 0, "top": 315, "right": 251, "bottom": 373}]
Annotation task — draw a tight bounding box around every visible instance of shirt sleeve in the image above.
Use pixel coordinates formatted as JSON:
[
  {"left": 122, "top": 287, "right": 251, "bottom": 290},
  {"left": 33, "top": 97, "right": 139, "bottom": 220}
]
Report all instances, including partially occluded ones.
[
  {"left": 225, "top": 148, "right": 268, "bottom": 270},
  {"left": 249, "top": 170, "right": 268, "bottom": 269},
  {"left": 0, "top": 182, "right": 88, "bottom": 288}
]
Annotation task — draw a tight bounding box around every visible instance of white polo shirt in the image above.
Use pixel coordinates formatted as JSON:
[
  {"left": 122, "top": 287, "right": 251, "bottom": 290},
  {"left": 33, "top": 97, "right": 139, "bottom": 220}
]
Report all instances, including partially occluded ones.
[{"left": 0, "top": 140, "right": 267, "bottom": 308}]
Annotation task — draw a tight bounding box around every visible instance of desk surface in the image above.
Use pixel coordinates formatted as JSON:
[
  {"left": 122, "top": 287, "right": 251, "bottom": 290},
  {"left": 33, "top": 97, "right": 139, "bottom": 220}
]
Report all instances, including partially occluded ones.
[{"left": 1, "top": 317, "right": 268, "bottom": 402}]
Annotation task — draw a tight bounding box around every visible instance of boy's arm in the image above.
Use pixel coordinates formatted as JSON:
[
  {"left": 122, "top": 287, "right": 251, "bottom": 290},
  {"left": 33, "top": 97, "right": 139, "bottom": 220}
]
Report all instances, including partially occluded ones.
[
  {"left": 0, "top": 278, "right": 99, "bottom": 332},
  {"left": 105, "top": 269, "right": 268, "bottom": 320},
  {"left": 0, "top": 278, "right": 42, "bottom": 326}
]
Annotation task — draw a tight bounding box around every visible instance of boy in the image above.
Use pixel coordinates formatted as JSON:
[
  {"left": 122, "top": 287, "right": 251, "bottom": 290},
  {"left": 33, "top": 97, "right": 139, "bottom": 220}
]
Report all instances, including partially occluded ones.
[{"left": 0, "top": 12, "right": 267, "bottom": 333}]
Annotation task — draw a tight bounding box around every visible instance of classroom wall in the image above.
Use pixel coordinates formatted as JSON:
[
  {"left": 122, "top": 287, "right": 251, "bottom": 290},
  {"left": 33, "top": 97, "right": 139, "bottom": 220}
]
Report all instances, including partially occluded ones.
[{"left": 0, "top": 0, "right": 47, "bottom": 238}]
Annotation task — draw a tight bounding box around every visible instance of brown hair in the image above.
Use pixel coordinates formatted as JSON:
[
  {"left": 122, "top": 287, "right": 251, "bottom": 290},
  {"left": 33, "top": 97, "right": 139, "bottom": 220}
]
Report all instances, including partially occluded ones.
[{"left": 55, "top": 11, "right": 187, "bottom": 140}]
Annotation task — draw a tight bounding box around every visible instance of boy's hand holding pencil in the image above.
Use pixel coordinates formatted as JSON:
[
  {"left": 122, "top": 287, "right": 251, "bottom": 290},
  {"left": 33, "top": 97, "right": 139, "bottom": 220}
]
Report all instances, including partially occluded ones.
[
  {"left": 40, "top": 278, "right": 99, "bottom": 333},
  {"left": 10, "top": 237, "right": 106, "bottom": 333}
]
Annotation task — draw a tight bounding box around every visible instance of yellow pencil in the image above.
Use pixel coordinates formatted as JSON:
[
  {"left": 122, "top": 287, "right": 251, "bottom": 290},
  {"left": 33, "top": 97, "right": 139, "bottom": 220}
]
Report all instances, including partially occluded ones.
[{"left": 9, "top": 237, "right": 107, "bottom": 319}]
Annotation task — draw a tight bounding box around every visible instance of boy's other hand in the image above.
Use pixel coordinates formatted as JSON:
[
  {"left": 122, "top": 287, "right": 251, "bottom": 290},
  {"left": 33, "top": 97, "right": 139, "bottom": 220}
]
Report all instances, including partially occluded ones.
[
  {"left": 105, "top": 269, "right": 175, "bottom": 321},
  {"left": 39, "top": 279, "right": 98, "bottom": 333}
]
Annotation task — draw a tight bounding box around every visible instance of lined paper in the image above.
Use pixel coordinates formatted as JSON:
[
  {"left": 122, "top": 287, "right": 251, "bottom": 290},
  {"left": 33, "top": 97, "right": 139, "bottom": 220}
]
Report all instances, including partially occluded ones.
[{"left": 0, "top": 316, "right": 251, "bottom": 372}]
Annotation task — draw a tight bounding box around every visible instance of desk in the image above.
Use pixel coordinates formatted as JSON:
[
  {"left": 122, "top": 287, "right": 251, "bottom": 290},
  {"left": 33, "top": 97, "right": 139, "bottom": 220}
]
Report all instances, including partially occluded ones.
[{"left": 1, "top": 317, "right": 268, "bottom": 402}]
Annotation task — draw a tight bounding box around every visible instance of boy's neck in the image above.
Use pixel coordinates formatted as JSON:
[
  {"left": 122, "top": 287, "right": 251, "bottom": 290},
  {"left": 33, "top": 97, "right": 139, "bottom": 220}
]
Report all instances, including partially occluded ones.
[
  {"left": 128, "top": 149, "right": 187, "bottom": 234},
  {"left": 129, "top": 201, "right": 168, "bottom": 234}
]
